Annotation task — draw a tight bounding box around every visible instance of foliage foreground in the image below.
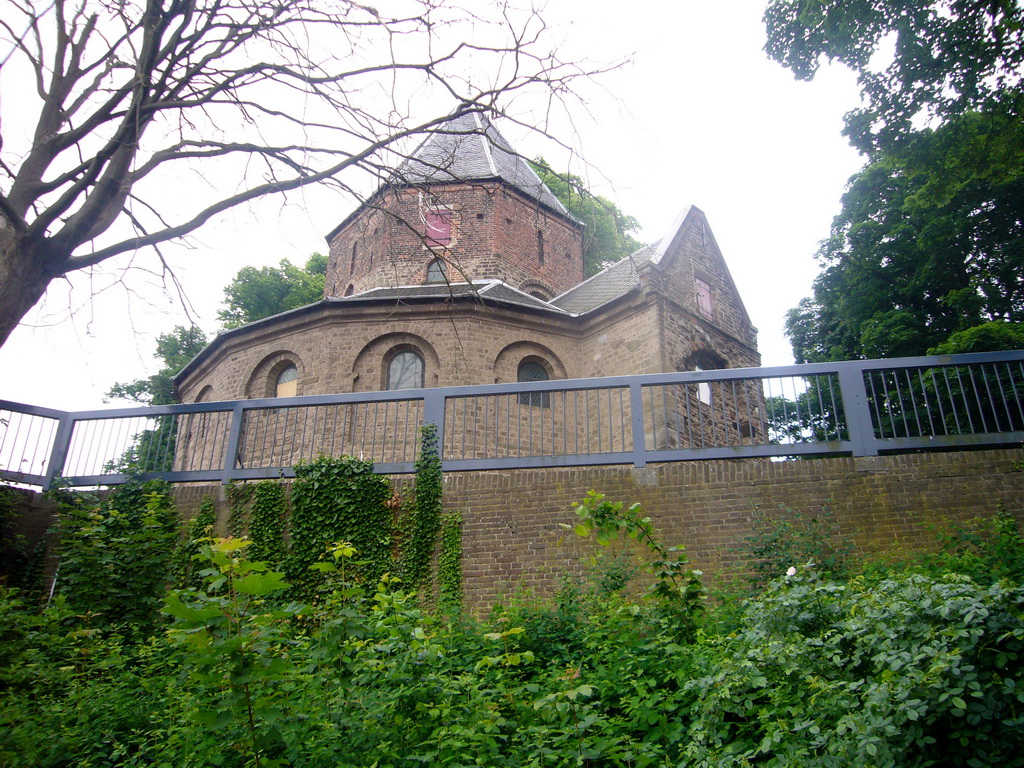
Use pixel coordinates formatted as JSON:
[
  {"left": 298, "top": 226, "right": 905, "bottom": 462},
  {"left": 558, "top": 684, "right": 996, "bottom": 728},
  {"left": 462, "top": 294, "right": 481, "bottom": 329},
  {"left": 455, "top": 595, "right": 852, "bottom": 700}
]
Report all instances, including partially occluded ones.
[{"left": 2, "top": 488, "right": 1024, "bottom": 767}]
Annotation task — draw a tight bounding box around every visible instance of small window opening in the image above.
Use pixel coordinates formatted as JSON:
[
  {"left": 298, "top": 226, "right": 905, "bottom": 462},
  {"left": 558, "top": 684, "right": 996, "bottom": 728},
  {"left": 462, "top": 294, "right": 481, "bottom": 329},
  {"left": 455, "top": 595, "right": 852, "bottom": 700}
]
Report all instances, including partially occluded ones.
[
  {"left": 537, "top": 230, "right": 545, "bottom": 264},
  {"left": 276, "top": 365, "right": 298, "bottom": 398},
  {"left": 350, "top": 241, "right": 358, "bottom": 274},
  {"left": 518, "top": 360, "right": 550, "bottom": 407},
  {"left": 426, "top": 259, "right": 448, "bottom": 284},
  {"left": 426, "top": 211, "right": 451, "bottom": 246},
  {"left": 695, "top": 278, "right": 713, "bottom": 320},
  {"left": 344, "top": 284, "right": 355, "bottom": 297},
  {"left": 387, "top": 351, "right": 424, "bottom": 390}
]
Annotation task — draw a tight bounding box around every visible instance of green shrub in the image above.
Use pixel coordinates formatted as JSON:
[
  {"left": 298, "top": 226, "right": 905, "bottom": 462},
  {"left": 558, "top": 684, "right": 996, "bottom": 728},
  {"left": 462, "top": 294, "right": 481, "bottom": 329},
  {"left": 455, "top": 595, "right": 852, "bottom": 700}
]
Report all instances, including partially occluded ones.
[
  {"left": 55, "top": 481, "right": 178, "bottom": 630},
  {"left": 686, "top": 568, "right": 1024, "bottom": 767},
  {"left": 740, "top": 504, "right": 854, "bottom": 590}
]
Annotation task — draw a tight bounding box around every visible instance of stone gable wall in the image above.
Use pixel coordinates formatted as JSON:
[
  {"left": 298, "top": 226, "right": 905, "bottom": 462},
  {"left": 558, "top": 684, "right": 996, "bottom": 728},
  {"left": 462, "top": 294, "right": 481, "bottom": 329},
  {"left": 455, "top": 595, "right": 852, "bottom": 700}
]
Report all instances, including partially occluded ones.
[{"left": 653, "top": 210, "right": 758, "bottom": 351}]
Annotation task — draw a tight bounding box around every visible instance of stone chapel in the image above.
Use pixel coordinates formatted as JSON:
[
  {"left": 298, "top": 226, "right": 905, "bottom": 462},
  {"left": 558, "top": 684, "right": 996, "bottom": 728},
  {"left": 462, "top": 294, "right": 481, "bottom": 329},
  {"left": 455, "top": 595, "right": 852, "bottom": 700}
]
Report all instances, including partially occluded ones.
[{"left": 173, "top": 109, "right": 760, "bottom": 406}]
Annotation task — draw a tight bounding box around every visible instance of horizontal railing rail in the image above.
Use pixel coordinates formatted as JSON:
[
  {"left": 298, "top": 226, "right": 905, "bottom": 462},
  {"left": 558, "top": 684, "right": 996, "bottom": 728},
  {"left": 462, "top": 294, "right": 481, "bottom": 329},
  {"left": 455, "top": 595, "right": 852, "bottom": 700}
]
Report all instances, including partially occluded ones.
[{"left": 2, "top": 350, "right": 1022, "bottom": 489}]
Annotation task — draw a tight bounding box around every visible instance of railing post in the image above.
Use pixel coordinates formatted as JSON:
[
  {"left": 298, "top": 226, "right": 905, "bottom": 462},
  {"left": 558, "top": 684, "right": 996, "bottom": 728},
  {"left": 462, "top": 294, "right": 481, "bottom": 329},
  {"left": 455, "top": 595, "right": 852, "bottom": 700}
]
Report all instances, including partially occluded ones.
[
  {"left": 837, "top": 362, "right": 878, "bottom": 456},
  {"left": 629, "top": 382, "right": 647, "bottom": 468},
  {"left": 221, "top": 402, "right": 247, "bottom": 483},
  {"left": 421, "top": 391, "right": 446, "bottom": 462},
  {"left": 41, "top": 412, "right": 75, "bottom": 491}
]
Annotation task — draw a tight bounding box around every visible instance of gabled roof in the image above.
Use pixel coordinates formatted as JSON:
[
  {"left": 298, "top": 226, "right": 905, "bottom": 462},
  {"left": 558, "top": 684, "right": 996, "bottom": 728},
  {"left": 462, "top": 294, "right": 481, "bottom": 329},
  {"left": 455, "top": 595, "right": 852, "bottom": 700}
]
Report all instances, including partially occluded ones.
[
  {"left": 551, "top": 206, "right": 753, "bottom": 328},
  {"left": 551, "top": 245, "right": 656, "bottom": 314},
  {"left": 394, "top": 109, "right": 569, "bottom": 216}
]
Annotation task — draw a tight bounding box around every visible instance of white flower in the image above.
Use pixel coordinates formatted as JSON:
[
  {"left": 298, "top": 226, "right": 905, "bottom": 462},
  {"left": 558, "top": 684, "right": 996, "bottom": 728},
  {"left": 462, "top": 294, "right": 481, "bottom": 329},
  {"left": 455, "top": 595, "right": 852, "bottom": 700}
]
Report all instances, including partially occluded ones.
[{"left": 786, "top": 566, "right": 797, "bottom": 577}]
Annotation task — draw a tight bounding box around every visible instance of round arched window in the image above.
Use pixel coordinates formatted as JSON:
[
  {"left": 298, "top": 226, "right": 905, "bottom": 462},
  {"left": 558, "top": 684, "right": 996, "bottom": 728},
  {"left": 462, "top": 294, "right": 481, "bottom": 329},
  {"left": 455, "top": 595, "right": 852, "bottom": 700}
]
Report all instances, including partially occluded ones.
[
  {"left": 518, "top": 360, "right": 549, "bottom": 383},
  {"left": 387, "top": 350, "right": 424, "bottom": 390},
  {"left": 275, "top": 364, "right": 298, "bottom": 398},
  {"left": 517, "top": 360, "right": 550, "bottom": 407},
  {"left": 426, "top": 259, "right": 448, "bottom": 284}
]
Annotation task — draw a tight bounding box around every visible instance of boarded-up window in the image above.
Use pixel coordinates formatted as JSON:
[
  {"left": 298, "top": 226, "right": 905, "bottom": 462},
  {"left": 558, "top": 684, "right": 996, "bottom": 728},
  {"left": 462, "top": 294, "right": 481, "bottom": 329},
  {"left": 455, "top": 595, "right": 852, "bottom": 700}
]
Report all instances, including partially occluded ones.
[
  {"left": 694, "top": 365, "right": 711, "bottom": 405},
  {"left": 276, "top": 365, "right": 298, "bottom": 398},
  {"left": 426, "top": 212, "right": 451, "bottom": 246},
  {"left": 695, "top": 278, "right": 713, "bottom": 320}
]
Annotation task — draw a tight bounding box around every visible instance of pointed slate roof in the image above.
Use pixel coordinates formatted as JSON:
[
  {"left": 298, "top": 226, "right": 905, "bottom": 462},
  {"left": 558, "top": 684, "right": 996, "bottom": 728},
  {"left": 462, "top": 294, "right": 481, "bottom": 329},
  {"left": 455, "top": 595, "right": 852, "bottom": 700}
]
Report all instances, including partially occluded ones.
[{"left": 395, "top": 109, "right": 570, "bottom": 216}]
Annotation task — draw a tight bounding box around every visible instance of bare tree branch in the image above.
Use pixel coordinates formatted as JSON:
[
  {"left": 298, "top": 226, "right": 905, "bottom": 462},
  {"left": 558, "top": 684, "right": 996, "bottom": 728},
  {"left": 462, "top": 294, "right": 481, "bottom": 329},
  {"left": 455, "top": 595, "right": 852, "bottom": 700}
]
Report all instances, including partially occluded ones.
[{"left": 0, "top": 0, "right": 606, "bottom": 346}]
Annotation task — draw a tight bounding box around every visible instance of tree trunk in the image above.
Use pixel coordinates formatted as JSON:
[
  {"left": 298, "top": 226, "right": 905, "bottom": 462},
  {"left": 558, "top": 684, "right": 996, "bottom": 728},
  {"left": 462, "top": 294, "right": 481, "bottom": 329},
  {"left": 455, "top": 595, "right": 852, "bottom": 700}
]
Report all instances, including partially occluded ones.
[{"left": 0, "top": 226, "right": 57, "bottom": 349}]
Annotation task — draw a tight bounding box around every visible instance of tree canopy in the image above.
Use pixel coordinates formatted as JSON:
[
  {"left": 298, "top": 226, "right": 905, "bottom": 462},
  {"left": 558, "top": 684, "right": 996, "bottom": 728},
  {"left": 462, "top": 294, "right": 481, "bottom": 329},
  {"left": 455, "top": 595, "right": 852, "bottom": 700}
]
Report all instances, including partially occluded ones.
[
  {"left": 764, "top": 0, "right": 1024, "bottom": 161},
  {"left": 785, "top": 116, "right": 1024, "bottom": 363},
  {"left": 0, "top": 0, "right": 595, "bottom": 348},
  {"left": 106, "top": 325, "right": 208, "bottom": 405},
  {"left": 766, "top": 1, "right": 1024, "bottom": 361},
  {"left": 218, "top": 253, "right": 327, "bottom": 329},
  {"left": 530, "top": 158, "right": 643, "bottom": 277}
]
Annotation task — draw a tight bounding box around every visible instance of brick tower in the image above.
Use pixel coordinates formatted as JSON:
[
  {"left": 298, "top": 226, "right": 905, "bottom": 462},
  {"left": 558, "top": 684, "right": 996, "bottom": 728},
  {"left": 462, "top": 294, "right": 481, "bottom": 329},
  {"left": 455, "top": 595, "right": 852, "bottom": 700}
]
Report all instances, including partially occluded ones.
[{"left": 324, "top": 108, "right": 585, "bottom": 301}]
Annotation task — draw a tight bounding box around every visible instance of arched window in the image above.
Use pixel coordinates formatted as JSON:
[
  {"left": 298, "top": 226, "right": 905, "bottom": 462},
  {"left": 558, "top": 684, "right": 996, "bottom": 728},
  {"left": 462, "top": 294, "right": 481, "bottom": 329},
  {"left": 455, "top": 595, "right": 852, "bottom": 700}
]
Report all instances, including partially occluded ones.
[
  {"left": 426, "top": 258, "right": 448, "bottom": 284},
  {"left": 275, "top": 364, "right": 298, "bottom": 398},
  {"left": 387, "top": 350, "right": 424, "bottom": 390},
  {"left": 518, "top": 359, "right": 550, "bottom": 407},
  {"left": 344, "top": 284, "right": 355, "bottom": 296}
]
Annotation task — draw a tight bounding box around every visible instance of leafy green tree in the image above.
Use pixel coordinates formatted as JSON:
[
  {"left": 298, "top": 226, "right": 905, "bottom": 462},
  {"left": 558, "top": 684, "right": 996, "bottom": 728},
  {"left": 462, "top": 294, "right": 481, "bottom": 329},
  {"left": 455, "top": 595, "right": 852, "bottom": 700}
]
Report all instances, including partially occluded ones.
[
  {"left": 784, "top": 118, "right": 1024, "bottom": 362},
  {"left": 763, "top": 0, "right": 1024, "bottom": 165},
  {"left": 107, "top": 325, "right": 208, "bottom": 405},
  {"left": 928, "top": 320, "right": 1024, "bottom": 355},
  {"left": 530, "top": 158, "right": 643, "bottom": 277},
  {"left": 767, "top": 2, "right": 1024, "bottom": 362},
  {"left": 217, "top": 253, "right": 327, "bottom": 329}
]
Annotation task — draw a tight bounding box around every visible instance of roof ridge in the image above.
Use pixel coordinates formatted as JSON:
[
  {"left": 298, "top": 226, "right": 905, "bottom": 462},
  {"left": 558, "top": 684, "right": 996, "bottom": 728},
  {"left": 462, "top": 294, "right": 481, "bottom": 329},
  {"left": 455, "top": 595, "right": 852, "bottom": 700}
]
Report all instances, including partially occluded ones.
[{"left": 475, "top": 113, "right": 499, "bottom": 177}]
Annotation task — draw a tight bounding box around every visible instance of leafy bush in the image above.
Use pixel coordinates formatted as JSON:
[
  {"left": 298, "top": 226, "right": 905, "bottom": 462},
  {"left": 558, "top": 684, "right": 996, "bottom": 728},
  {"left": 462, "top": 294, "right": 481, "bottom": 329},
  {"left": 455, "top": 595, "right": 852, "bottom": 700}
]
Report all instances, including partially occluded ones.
[
  {"left": 686, "top": 567, "right": 1024, "bottom": 767},
  {"left": 55, "top": 481, "right": 178, "bottom": 630},
  {"left": 4, "top": 483, "right": 1023, "bottom": 767},
  {"left": 740, "top": 504, "right": 854, "bottom": 589}
]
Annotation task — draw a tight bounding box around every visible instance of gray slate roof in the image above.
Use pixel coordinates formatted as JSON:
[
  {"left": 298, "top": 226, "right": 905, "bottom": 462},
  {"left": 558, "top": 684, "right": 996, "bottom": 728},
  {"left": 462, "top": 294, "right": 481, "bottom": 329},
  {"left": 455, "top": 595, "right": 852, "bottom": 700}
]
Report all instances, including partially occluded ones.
[
  {"left": 551, "top": 244, "right": 658, "bottom": 314},
  {"left": 395, "top": 110, "right": 570, "bottom": 216},
  {"left": 334, "top": 280, "right": 572, "bottom": 315}
]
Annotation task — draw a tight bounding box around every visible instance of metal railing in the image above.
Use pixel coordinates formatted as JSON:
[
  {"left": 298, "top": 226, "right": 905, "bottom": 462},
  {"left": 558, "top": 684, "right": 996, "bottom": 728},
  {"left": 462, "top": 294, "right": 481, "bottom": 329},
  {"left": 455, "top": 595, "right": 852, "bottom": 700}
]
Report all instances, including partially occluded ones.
[{"left": 2, "top": 351, "right": 1022, "bottom": 489}]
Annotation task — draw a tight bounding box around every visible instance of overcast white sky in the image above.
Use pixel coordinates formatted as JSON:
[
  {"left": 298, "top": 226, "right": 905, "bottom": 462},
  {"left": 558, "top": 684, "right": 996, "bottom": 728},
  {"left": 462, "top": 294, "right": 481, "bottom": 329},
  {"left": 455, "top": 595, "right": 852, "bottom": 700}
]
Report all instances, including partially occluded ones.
[{"left": 0, "top": 0, "right": 865, "bottom": 411}]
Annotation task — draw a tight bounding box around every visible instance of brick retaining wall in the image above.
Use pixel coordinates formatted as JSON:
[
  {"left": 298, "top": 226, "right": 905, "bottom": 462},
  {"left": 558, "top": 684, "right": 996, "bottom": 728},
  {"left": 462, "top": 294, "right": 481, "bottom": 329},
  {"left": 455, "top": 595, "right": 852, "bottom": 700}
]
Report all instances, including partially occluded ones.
[{"left": 10, "top": 448, "right": 1023, "bottom": 610}]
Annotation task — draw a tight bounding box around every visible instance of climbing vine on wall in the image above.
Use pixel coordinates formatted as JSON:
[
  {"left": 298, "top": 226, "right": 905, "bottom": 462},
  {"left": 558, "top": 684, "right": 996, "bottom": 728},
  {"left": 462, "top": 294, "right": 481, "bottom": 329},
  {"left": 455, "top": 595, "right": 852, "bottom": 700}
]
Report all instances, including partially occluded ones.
[
  {"left": 289, "top": 455, "right": 392, "bottom": 595},
  {"left": 248, "top": 481, "right": 287, "bottom": 568},
  {"left": 438, "top": 510, "right": 463, "bottom": 613},
  {"left": 403, "top": 424, "right": 443, "bottom": 590},
  {"left": 225, "top": 483, "right": 253, "bottom": 537}
]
